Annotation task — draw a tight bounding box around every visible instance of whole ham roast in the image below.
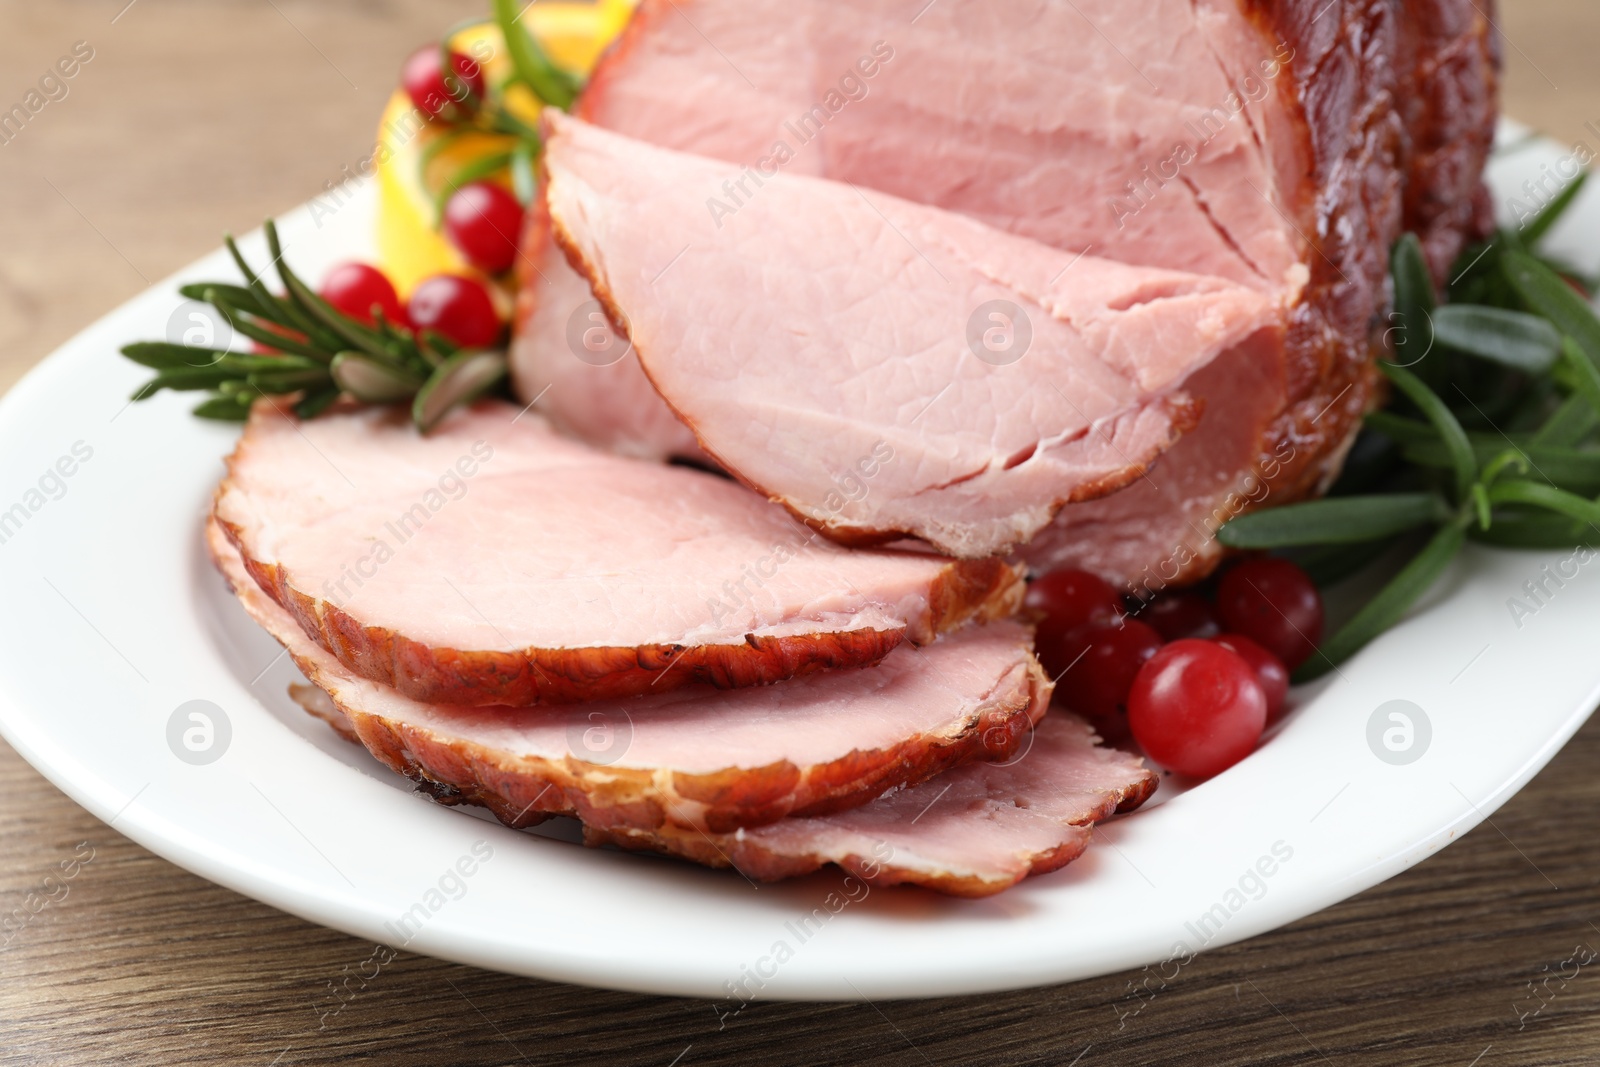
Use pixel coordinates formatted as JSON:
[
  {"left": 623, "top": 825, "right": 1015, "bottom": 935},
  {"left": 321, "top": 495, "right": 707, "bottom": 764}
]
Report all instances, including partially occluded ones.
[{"left": 510, "top": 0, "right": 1499, "bottom": 583}]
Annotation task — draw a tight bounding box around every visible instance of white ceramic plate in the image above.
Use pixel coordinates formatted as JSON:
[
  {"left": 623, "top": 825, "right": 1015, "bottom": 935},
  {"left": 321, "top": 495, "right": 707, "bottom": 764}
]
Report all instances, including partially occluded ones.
[{"left": 1, "top": 124, "right": 1596, "bottom": 1001}]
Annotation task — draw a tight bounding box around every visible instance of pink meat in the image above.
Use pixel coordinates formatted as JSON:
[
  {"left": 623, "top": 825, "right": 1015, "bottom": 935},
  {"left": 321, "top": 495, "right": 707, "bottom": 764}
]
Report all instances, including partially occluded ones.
[
  {"left": 511, "top": 0, "right": 1498, "bottom": 582},
  {"left": 541, "top": 111, "right": 1280, "bottom": 559},
  {"left": 211, "top": 519, "right": 1050, "bottom": 834},
  {"left": 594, "top": 713, "right": 1158, "bottom": 897},
  {"left": 213, "top": 400, "right": 1021, "bottom": 706}
]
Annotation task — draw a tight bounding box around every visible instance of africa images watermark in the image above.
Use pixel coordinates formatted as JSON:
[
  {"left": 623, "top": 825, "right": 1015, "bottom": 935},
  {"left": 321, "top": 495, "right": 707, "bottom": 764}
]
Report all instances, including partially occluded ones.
[
  {"left": 1505, "top": 543, "right": 1598, "bottom": 629},
  {"left": 1127, "top": 438, "right": 1298, "bottom": 602},
  {"left": 1504, "top": 125, "right": 1600, "bottom": 230},
  {"left": 0, "top": 841, "right": 96, "bottom": 949},
  {"left": 1513, "top": 941, "right": 1596, "bottom": 1030},
  {"left": 704, "top": 440, "right": 895, "bottom": 630},
  {"left": 710, "top": 841, "right": 895, "bottom": 1029},
  {"left": 1107, "top": 40, "right": 1295, "bottom": 231},
  {"left": 0, "top": 40, "right": 96, "bottom": 148},
  {"left": 0, "top": 441, "right": 96, "bottom": 549},
  {"left": 1113, "top": 840, "right": 1294, "bottom": 1031},
  {"left": 320, "top": 439, "right": 497, "bottom": 609},
  {"left": 705, "top": 40, "right": 896, "bottom": 228}
]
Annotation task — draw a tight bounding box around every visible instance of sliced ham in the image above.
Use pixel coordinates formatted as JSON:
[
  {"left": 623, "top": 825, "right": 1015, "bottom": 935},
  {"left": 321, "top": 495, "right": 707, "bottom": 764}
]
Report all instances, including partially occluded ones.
[
  {"left": 513, "top": 234, "right": 707, "bottom": 462},
  {"left": 592, "top": 714, "right": 1158, "bottom": 897},
  {"left": 211, "top": 519, "right": 1049, "bottom": 833},
  {"left": 213, "top": 400, "right": 1020, "bottom": 706},
  {"left": 540, "top": 111, "right": 1280, "bottom": 558},
  {"left": 513, "top": 0, "right": 1498, "bottom": 580}
]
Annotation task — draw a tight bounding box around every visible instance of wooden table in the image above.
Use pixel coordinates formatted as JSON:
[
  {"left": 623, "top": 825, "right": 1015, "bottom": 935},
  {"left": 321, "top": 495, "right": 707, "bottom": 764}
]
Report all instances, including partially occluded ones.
[{"left": 3, "top": 3, "right": 1599, "bottom": 1063}]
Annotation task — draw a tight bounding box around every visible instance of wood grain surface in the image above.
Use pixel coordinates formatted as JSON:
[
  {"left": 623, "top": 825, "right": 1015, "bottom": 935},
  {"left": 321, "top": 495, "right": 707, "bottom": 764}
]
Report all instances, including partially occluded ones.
[{"left": 3, "top": 3, "right": 1600, "bottom": 1064}]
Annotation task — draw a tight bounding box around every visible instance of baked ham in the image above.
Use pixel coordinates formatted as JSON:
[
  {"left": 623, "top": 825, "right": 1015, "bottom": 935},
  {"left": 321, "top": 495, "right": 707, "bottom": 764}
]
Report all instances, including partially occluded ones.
[
  {"left": 593, "top": 714, "right": 1158, "bottom": 897},
  {"left": 213, "top": 400, "right": 1020, "bottom": 706},
  {"left": 211, "top": 518, "right": 1049, "bottom": 834},
  {"left": 511, "top": 0, "right": 1498, "bottom": 580},
  {"left": 541, "top": 110, "right": 1281, "bottom": 558}
]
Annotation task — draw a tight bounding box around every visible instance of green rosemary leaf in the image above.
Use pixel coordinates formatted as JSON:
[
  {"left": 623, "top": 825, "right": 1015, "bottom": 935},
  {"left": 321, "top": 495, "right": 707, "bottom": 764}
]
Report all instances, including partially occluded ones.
[
  {"left": 330, "top": 353, "right": 425, "bottom": 403},
  {"left": 131, "top": 364, "right": 241, "bottom": 399},
  {"left": 225, "top": 233, "right": 339, "bottom": 351},
  {"left": 1363, "top": 410, "right": 1438, "bottom": 446},
  {"left": 1295, "top": 521, "right": 1467, "bottom": 682},
  {"left": 490, "top": 109, "right": 543, "bottom": 143},
  {"left": 413, "top": 349, "right": 508, "bottom": 433},
  {"left": 1522, "top": 172, "right": 1589, "bottom": 246},
  {"left": 491, "top": 0, "right": 583, "bottom": 109},
  {"left": 264, "top": 222, "right": 398, "bottom": 360},
  {"left": 1485, "top": 479, "right": 1600, "bottom": 528},
  {"left": 1558, "top": 336, "right": 1600, "bottom": 418},
  {"left": 511, "top": 137, "right": 538, "bottom": 207},
  {"left": 1430, "top": 304, "right": 1561, "bottom": 372},
  {"left": 417, "top": 128, "right": 474, "bottom": 191},
  {"left": 223, "top": 234, "right": 295, "bottom": 326},
  {"left": 419, "top": 330, "right": 462, "bottom": 360},
  {"left": 1470, "top": 509, "right": 1600, "bottom": 548},
  {"left": 244, "top": 367, "right": 332, "bottom": 395},
  {"left": 121, "top": 342, "right": 234, "bottom": 370},
  {"left": 1216, "top": 493, "right": 1447, "bottom": 548},
  {"left": 1390, "top": 234, "right": 1440, "bottom": 384},
  {"left": 1380, "top": 361, "right": 1476, "bottom": 501},
  {"left": 1504, "top": 251, "right": 1600, "bottom": 368},
  {"left": 204, "top": 292, "right": 331, "bottom": 363},
  {"left": 192, "top": 395, "right": 253, "bottom": 421},
  {"left": 294, "top": 386, "right": 342, "bottom": 420},
  {"left": 1531, "top": 393, "right": 1599, "bottom": 447},
  {"left": 1401, "top": 440, "right": 1600, "bottom": 495}
]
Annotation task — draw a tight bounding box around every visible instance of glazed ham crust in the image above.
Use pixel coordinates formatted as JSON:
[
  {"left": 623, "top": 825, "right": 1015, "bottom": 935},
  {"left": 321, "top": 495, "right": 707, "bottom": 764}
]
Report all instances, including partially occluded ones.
[
  {"left": 590, "top": 714, "right": 1159, "bottom": 898},
  {"left": 215, "top": 401, "right": 1022, "bottom": 706},
  {"left": 212, "top": 518, "right": 1050, "bottom": 834},
  {"left": 1026, "top": 0, "right": 1499, "bottom": 583}
]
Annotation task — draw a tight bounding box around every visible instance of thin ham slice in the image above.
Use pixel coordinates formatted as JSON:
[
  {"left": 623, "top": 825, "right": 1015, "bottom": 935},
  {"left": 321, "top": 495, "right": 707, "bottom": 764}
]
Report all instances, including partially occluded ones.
[
  {"left": 210, "top": 520, "right": 1049, "bottom": 834},
  {"left": 593, "top": 714, "right": 1158, "bottom": 897},
  {"left": 540, "top": 111, "right": 1280, "bottom": 558},
  {"left": 213, "top": 400, "right": 1020, "bottom": 706}
]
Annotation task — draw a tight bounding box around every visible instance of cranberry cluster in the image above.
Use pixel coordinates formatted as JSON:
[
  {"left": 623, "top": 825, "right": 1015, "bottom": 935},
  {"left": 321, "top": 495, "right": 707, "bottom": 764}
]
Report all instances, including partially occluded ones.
[{"left": 1025, "top": 558, "right": 1324, "bottom": 779}]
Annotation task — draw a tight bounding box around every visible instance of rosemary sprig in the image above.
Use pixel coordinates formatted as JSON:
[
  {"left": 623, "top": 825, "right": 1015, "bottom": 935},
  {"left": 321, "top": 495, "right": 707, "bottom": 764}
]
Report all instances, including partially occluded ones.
[
  {"left": 491, "top": 0, "right": 583, "bottom": 110},
  {"left": 1220, "top": 174, "right": 1600, "bottom": 680},
  {"left": 119, "top": 220, "right": 509, "bottom": 432}
]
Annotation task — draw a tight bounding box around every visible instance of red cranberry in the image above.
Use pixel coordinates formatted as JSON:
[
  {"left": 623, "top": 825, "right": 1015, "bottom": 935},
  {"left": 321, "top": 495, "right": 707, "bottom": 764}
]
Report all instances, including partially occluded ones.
[
  {"left": 319, "top": 262, "right": 406, "bottom": 328},
  {"left": 1214, "top": 634, "right": 1290, "bottom": 721},
  {"left": 1050, "top": 618, "right": 1164, "bottom": 721},
  {"left": 1128, "top": 639, "right": 1268, "bottom": 779},
  {"left": 407, "top": 274, "right": 502, "bottom": 348},
  {"left": 1216, "top": 558, "right": 1324, "bottom": 670},
  {"left": 443, "top": 182, "right": 526, "bottom": 275},
  {"left": 402, "top": 45, "right": 486, "bottom": 122},
  {"left": 1134, "top": 591, "right": 1219, "bottom": 641},
  {"left": 1025, "top": 569, "right": 1123, "bottom": 655}
]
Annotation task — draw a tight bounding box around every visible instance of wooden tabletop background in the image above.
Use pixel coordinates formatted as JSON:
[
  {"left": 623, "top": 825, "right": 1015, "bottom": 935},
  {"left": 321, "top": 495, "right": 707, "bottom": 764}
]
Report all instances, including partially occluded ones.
[{"left": 3, "top": 2, "right": 1600, "bottom": 1064}]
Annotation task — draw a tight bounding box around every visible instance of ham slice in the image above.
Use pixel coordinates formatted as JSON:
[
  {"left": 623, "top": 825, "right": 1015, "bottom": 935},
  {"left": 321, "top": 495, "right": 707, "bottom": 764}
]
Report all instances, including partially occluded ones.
[
  {"left": 592, "top": 714, "right": 1158, "bottom": 897},
  {"left": 210, "top": 520, "right": 1049, "bottom": 834},
  {"left": 540, "top": 111, "right": 1280, "bottom": 558},
  {"left": 213, "top": 400, "right": 1020, "bottom": 706},
  {"left": 512, "top": 0, "right": 1498, "bottom": 580}
]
